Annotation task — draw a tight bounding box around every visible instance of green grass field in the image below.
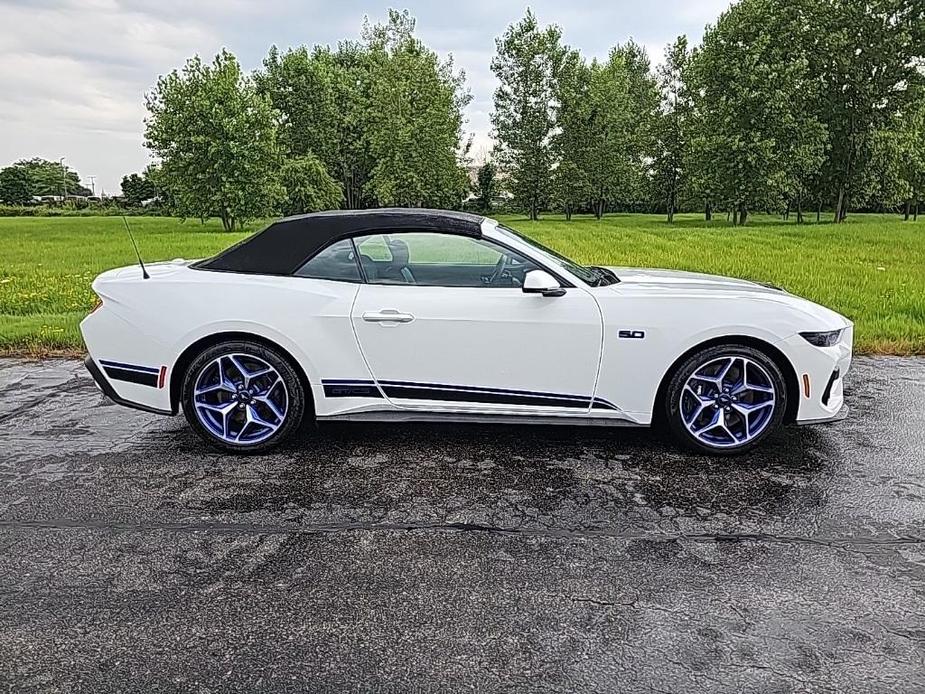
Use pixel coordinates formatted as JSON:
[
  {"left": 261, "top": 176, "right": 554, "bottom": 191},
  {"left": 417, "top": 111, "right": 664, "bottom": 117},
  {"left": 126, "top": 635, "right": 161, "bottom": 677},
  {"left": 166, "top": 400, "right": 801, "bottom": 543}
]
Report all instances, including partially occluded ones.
[{"left": 1, "top": 213, "right": 923, "bottom": 354}]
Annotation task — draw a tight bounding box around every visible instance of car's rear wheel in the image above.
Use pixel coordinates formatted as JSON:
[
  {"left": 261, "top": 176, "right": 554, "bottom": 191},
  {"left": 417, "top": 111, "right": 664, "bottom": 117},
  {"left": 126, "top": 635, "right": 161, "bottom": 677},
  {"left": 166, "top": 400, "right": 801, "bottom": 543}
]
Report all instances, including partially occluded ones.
[
  {"left": 181, "top": 340, "right": 305, "bottom": 453},
  {"left": 665, "top": 344, "right": 787, "bottom": 455}
]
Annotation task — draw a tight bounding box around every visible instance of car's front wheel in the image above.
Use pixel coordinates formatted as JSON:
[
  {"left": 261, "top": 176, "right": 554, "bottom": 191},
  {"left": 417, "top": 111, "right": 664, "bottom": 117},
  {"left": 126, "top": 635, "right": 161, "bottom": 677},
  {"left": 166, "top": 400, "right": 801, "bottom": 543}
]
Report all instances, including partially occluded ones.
[
  {"left": 664, "top": 344, "right": 787, "bottom": 455},
  {"left": 181, "top": 340, "right": 306, "bottom": 453}
]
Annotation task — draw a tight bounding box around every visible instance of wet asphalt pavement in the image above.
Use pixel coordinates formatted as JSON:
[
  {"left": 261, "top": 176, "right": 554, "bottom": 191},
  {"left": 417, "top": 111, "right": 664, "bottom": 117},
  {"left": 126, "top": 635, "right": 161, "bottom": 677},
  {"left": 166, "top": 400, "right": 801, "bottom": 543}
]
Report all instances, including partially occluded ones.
[{"left": 0, "top": 357, "right": 923, "bottom": 692}]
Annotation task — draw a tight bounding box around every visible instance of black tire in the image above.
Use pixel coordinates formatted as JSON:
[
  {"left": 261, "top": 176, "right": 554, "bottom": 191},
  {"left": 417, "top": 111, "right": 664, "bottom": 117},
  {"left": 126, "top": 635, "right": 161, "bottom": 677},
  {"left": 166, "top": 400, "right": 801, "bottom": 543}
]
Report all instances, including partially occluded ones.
[
  {"left": 182, "top": 340, "right": 306, "bottom": 453},
  {"left": 664, "top": 344, "right": 787, "bottom": 456}
]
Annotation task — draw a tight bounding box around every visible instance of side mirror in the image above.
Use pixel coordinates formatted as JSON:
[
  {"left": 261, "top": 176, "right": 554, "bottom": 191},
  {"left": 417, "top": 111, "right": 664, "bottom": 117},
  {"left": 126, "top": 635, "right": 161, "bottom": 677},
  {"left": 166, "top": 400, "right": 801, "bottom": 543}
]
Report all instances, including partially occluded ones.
[{"left": 522, "top": 269, "right": 566, "bottom": 297}]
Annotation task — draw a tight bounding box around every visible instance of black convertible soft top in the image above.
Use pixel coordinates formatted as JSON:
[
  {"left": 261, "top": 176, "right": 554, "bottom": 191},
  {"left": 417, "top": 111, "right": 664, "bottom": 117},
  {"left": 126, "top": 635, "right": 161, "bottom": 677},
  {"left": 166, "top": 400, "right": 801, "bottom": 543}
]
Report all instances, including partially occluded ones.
[{"left": 195, "top": 208, "right": 486, "bottom": 275}]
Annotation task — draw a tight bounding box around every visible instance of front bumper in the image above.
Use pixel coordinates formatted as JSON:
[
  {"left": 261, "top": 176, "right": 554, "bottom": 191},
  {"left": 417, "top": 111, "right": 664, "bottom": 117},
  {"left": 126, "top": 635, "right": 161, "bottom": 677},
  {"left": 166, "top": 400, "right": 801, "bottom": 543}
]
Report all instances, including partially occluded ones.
[
  {"left": 778, "top": 325, "right": 853, "bottom": 425},
  {"left": 796, "top": 403, "right": 849, "bottom": 426}
]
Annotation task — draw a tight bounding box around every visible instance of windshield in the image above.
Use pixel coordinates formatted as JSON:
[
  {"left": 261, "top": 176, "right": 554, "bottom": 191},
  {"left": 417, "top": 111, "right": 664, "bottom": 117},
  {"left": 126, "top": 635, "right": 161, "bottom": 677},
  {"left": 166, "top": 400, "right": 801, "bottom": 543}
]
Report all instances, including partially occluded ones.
[{"left": 493, "top": 225, "right": 617, "bottom": 286}]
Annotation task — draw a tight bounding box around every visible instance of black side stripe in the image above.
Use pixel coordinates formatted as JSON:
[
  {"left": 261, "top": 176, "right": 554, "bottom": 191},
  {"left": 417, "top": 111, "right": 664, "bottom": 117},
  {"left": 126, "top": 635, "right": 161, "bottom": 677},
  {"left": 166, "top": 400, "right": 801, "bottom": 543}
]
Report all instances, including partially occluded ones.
[
  {"left": 103, "top": 366, "right": 159, "bottom": 387},
  {"left": 99, "top": 359, "right": 159, "bottom": 374},
  {"left": 382, "top": 384, "right": 587, "bottom": 408},
  {"left": 322, "top": 378, "right": 620, "bottom": 411},
  {"left": 322, "top": 380, "right": 383, "bottom": 398}
]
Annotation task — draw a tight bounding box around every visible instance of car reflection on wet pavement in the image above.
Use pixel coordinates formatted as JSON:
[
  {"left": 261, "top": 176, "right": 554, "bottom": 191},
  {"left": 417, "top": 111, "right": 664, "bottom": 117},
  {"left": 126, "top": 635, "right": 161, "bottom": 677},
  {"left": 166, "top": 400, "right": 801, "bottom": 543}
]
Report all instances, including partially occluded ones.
[{"left": 0, "top": 357, "right": 923, "bottom": 692}]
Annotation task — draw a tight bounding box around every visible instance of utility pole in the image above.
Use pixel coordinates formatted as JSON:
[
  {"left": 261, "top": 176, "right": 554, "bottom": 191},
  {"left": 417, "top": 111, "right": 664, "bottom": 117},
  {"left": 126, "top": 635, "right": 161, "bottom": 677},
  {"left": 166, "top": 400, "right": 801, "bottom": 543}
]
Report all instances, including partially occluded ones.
[{"left": 59, "top": 157, "right": 67, "bottom": 198}]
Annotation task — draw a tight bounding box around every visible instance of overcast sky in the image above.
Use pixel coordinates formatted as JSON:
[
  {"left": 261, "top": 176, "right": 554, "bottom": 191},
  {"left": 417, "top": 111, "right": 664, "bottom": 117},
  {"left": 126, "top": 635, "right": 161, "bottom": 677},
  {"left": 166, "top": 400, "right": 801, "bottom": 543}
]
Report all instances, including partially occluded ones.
[{"left": 0, "top": 0, "right": 731, "bottom": 195}]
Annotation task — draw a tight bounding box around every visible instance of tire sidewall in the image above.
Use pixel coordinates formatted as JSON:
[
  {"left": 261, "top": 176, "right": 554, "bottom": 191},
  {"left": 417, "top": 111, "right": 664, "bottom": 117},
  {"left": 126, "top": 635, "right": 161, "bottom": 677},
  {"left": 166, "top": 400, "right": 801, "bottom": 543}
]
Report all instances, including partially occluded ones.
[
  {"left": 181, "top": 340, "right": 305, "bottom": 453},
  {"left": 665, "top": 344, "right": 787, "bottom": 455}
]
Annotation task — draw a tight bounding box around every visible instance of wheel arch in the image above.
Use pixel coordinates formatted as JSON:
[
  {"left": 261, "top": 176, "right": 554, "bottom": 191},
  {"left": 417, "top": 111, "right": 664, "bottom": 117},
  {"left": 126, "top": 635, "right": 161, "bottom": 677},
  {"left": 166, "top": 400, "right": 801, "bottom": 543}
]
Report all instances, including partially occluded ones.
[
  {"left": 169, "top": 331, "right": 314, "bottom": 416},
  {"left": 652, "top": 335, "right": 800, "bottom": 425}
]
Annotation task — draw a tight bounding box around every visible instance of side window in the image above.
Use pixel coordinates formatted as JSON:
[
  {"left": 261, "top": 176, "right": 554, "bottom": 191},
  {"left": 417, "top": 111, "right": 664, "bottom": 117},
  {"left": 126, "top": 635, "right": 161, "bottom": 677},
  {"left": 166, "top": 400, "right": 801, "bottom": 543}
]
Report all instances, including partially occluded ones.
[
  {"left": 353, "top": 232, "right": 538, "bottom": 288},
  {"left": 294, "top": 239, "right": 362, "bottom": 282}
]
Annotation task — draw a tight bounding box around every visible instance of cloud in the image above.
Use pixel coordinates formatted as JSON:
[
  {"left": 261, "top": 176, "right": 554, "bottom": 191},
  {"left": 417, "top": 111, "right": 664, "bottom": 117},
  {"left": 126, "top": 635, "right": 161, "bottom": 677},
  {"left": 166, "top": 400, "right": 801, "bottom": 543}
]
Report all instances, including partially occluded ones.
[
  {"left": 0, "top": 0, "right": 727, "bottom": 194},
  {"left": 0, "top": 0, "right": 222, "bottom": 192}
]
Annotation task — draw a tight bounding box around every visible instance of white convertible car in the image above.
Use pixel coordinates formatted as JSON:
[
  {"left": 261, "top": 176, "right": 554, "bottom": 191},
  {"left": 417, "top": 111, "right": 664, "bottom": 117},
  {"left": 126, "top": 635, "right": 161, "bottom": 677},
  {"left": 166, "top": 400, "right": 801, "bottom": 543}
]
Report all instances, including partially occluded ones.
[{"left": 81, "top": 209, "right": 852, "bottom": 455}]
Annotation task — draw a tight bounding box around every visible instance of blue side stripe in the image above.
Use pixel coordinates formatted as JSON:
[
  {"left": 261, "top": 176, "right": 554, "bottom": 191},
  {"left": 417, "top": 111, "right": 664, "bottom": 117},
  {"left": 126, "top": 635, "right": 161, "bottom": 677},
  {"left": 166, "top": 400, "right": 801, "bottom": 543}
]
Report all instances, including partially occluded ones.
[
  {"left": 377, "top": 379, "right": 591, "bottom": 402},
  {"left": 321, "top": 379, "right": 376, "bottom": 385},
  {"left": 323, "top": 378, "right": 622, "bottom": 410},
  {"left": 99, "top": 359, "right": 160, "bottom": 374}
]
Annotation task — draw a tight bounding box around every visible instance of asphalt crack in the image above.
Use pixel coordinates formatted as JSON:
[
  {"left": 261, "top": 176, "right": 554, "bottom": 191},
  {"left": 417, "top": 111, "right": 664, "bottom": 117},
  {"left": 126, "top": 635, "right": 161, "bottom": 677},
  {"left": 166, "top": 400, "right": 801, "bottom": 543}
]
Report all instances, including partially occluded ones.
[{"left": 0, "top": 517, "right": 922, "bottom": 550}]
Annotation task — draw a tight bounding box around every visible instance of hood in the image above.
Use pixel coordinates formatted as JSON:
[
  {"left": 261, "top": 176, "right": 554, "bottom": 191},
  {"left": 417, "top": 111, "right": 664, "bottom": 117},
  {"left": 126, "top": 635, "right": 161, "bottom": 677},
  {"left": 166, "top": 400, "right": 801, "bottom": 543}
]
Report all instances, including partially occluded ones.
[
  {"left": 607, "top": 267, "right": 784, "bottom": 295},
  {"left": 606, "top": 266, "right": 851, "bottom": 330}
]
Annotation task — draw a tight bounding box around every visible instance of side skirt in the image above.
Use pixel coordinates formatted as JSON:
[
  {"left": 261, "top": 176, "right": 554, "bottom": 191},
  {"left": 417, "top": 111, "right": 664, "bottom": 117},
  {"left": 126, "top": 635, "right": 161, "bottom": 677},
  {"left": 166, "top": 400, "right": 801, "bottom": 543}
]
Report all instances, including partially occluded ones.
[{"left": 317, "top": 410, "right": 646, "bottom": 428}]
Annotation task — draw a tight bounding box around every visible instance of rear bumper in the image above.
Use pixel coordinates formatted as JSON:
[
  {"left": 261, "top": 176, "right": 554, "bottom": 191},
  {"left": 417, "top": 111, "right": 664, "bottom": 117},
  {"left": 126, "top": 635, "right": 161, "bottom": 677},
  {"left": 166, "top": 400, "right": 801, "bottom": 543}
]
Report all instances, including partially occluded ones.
[
  {"left": 84, "top": 356, "right": 174, "bottom": 416},
  {"left": 80, "top": 306, "right": 176, "bottom": 414}
]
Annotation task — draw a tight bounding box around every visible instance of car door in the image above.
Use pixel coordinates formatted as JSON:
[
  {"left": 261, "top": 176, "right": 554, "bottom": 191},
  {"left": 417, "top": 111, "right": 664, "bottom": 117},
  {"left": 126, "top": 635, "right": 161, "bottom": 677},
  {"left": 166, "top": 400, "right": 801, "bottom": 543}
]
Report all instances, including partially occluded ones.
[{"left": 349, "top": 231, "right": 603, "bottom": 414}]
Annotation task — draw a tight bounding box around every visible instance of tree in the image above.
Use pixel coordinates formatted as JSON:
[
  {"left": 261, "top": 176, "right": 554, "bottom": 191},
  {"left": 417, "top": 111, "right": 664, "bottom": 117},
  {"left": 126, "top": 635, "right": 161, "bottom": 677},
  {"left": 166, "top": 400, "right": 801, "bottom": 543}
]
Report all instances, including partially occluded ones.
[
  {"left": 257, "top": 43, "right": 373, "bottom": 209},
  {"left": 552, "top": 50, "right": 592, "bottom": 220},
  {"left": 362, "top": 10, "right": 472, "bottom": 208},
  {"left": 806, "top": 0, "right": 925, "bottom": 222},
  {"left": 120, "top": 172, "right": 158, "bottom": 207},
  {"left": 0, "top": 166, "right": 31, "bottom": 205},
  {"left": 491, "top": 10, "right": 565, "bottom": 220},
  {"left": 583, "top": 54, "right": 634, "bottom": 219},
  {"left": 610, "top": 41, "right": 659, "bottom": 212},
  {"left": 871, "top": 89, "right": 925, "bottom": 220},
  {"left": 279, "top": 154, "right": 343, "bottom": 215},
  {"left": 685, "top": 0, "right": 826, "bottom": 225},
  {"left": 256, "top": 11, "right": 469, "bottom": 210},
  {"left": 474, "top": 161, "right": 498, "bottom": 213},
  {"left": 8, "top": 158, "right": 89, "bottom": 197},
  {"left": 652, "top": 37, "right": 690, "bottom": 223},
  {"left": 145, "top": 49, "right": 283, "bottom": 231},
  {"left": 551, "top": 159, "right": 589, "bottom": 221}
]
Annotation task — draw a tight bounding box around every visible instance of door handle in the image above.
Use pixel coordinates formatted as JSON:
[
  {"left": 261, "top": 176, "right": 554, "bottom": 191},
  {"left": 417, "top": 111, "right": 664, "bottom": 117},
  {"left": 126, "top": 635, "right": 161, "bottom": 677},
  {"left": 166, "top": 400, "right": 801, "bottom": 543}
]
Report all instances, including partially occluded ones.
[{"left": 362, "top": 309, "right": 414, "bottom": 323}]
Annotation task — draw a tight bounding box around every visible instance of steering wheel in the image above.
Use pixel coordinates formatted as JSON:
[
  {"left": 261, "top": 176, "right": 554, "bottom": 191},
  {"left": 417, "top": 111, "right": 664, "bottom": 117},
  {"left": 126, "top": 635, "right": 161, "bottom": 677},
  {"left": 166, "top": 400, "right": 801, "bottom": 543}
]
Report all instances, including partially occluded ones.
[{"left": 485, "top": 253, "right": 510, "bottom": 287}]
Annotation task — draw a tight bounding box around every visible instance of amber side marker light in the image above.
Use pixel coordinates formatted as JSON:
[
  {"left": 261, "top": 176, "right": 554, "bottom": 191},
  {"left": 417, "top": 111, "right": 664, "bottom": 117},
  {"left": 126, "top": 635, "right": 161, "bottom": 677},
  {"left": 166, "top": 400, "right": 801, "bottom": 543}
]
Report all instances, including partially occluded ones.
[{"left": 802, "top": 374, "right": 811, "bottom": 398}]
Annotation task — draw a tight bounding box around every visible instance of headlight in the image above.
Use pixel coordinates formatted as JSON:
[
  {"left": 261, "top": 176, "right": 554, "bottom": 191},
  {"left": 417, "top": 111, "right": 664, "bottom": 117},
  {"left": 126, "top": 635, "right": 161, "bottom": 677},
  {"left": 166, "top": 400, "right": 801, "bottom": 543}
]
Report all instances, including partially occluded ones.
[{"left": 800, "top": 329, "right": 843, "bottom": 347}]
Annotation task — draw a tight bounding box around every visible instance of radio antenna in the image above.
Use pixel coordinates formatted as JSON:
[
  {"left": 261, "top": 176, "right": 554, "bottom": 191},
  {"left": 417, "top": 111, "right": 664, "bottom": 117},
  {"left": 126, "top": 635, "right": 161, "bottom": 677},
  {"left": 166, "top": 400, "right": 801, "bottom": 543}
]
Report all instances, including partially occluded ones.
[{"left": 121, "top": 215, "right": 150, "bottom": 280}]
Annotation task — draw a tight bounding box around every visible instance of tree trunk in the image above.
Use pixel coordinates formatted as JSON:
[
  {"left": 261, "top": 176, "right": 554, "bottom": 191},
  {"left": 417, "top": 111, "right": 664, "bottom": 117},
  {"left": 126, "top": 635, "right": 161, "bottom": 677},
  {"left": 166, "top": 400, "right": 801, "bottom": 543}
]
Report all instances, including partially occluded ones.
[
  {"left": 705, "top": 201, "right": 712, "bottom": 221},
  {"left": 915, "top": 202, "right": 919, "bottom": 222},
  {"left": 784, "top": 202, "right": 790, "bottom": 220},
  {"left": 739, "top": 205, "right": 748, "bottom": 226},
  {"left": 667, "top": 192, "right": 675, "bottom": 223},
  {"left": 905, "top": 200, "right": 911, "bottom": 221},
  {"left": 565, "top": 203, "right": 572, "bottom": 222},
  {"left": 816, "top": 203, "right": 822, "bottom": 223},
  {"left": 834, "top": 185, "right": 846, "bottom": 223},
  {"left": 732, "top": 208, "right": 738, "bottom": 226}
]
